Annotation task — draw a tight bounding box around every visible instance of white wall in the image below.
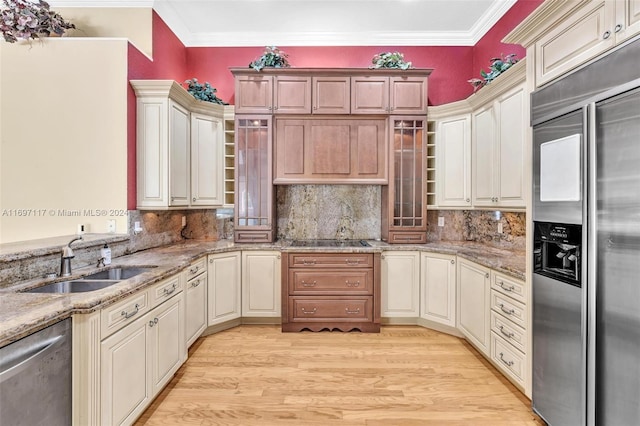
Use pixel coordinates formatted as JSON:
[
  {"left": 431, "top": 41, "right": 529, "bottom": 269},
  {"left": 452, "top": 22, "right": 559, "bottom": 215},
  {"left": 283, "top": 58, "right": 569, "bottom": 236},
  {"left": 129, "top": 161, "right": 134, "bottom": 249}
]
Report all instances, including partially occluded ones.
[{"left": 0, "top": 39, "right": 129, "bottom": 243}]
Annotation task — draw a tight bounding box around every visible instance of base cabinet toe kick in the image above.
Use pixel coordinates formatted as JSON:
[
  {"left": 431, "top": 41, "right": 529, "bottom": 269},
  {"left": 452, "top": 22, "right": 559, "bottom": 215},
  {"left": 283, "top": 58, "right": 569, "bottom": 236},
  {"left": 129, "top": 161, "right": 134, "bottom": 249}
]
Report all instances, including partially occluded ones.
[{"left": 281, "top": 252, "right": 381, "bottom": 332}]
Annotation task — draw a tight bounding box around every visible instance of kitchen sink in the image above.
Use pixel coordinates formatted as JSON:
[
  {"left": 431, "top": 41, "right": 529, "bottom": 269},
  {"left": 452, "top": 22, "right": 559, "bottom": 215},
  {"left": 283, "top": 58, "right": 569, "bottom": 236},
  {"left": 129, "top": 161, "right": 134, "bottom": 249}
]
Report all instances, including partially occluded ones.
[
  {"left": 82, "top": 266, "right": 156, "bottom": 280},
  {"left": 24, "top": 266, "right": 157, "bottom": 293},
  {"left": 26, "top": 280, "right": 122, "bottom": 293}
]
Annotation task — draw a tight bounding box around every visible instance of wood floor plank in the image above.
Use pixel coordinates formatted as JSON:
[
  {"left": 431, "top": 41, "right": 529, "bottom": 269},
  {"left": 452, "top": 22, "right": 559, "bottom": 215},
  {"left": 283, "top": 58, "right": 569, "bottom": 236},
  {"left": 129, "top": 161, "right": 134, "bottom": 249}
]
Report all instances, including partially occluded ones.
[{"left": 135, "top": 325, "right": 544, "bottom": 425}]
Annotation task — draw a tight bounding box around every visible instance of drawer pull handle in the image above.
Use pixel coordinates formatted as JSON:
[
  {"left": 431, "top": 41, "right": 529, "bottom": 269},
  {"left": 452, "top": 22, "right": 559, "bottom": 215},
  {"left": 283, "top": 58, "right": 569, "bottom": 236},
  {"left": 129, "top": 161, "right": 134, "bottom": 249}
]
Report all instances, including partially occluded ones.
[
  {"left": 345, "top": 259, "right": 360, "bottom": 265},
  {"left": 301, "top": 307, "right": 317, "bottom": 314},
  {"left": 498, "top": 281, "right": 515, "bottom": 292},
  {"left": 303, "top": 259, "right": 316, "bottom": 265},
  {"left": 302, "top": 281, "right": 317, "bottom": 287},
  {"left": 121, "top": 303, "right": 140, "bottom": 319},
  {"left": 191, "top": 279, "right": 201, "bottom": 288},
  {"left": 345, "top": 280, "right": 360, "bottom": 287},
  {"left": 498, "top": 303, "right": 515, "bottom": 316},
  {"left": 345, "top": 308, "right": 361, "bottom": 314},
  {"left": 190, "top": 266, "right": 199, "bottom": 274},
  {"left": 498, "top": 325, "right": 514, "bottom": 339},
  {"left": 164, "top": 283, "right": 177, "bottom": 296},
  {"left": 499, "top": 352, "right": 514, "bottom": 367},
  {"left": 148, "top": 317, "right": 158, "bottom": 328},
  {"left": 603, "top": 30, "right": 611, "bottom": 40}
]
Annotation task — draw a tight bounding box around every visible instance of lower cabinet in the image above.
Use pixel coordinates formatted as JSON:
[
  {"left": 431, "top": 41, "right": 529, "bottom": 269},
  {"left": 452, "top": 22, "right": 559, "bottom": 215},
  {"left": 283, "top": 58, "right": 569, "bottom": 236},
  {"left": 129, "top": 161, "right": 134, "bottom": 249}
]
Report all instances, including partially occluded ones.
[
  {"left": 207, "top": 251, "right": 241, "bottom": 326},
  {"left": 101, "top": 290, "right": 184, "bottom": 426},
  {"left": 420, "top": 252, "right": 456, "bottom": 327},
  {"left": 241, "top": 251, "right": 282, "bottom": 317},
  {"left": 185, "top": 266, "right": 207, "bottom": 348},
  {"left": 456, "top": 257, "right": 491, "bottom": 356},
  {"left": 381, "top": 251, "right": 420, "bottom": 317}
]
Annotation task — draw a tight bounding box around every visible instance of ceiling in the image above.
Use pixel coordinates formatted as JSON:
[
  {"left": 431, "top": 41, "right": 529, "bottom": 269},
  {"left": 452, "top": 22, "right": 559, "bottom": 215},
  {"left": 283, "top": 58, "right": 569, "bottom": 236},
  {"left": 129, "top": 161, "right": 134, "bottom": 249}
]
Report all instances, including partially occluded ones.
[{"left": 50, "top": 0, "right": 518, "bottom": 47}]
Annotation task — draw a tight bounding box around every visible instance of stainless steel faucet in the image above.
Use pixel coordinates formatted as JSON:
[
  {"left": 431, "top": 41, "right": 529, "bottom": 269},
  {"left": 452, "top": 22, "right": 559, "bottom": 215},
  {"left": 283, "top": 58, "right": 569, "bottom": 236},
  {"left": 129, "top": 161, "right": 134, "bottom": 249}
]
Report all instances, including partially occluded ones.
[{"left": 60, "top": 236, "right": 83, "bottom": 277}]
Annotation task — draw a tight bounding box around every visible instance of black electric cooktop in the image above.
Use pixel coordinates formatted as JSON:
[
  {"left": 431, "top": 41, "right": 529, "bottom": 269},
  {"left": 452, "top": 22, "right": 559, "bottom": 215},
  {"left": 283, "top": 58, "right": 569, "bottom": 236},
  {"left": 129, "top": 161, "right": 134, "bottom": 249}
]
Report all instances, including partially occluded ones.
[{"left": 289, "top": 239, "right": 371, "bottom": 247}]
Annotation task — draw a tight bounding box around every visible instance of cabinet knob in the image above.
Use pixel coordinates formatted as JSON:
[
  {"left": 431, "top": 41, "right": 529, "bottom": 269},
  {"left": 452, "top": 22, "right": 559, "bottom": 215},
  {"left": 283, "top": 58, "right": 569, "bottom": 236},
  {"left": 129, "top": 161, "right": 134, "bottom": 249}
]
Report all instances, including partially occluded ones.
[
  {"left": 485, "top": 273, "right": 490, "bottom": 279},
  {"left": 209, "top": 259, "right": 213, "bottom": 263},
  {"left": 614, "top": 24, "right": 623, "bottom": 33},
  {"left": 603, "top": 30, "right": 611, "bottom": 39},
  {"left": 451, "top": 259, "right": 455, "bottom": 264},
  {"left": 466, "top": 198, "right": 470, "bottom": 203},
  {"left": 192, "top": 197, "right": 196, "bottom": 202}
]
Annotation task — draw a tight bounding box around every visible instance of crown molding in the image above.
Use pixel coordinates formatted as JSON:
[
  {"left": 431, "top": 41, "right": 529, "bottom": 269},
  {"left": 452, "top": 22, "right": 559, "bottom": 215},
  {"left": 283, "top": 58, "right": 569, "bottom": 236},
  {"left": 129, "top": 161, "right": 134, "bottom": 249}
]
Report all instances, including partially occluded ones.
[
  {"left": 466, "top": 58, "right": 526, "bottom": 109},
  {"left": 49, "top": 0, "right": 154, "bottom": 6},
  {"left": 469, "top": 0, "right": 517, "bottom": 44},
  {"left": 503, "top": 0, "right": 590, "bottom": 47},
  {"left": 428, "top": 100, "right": 472, "bottom": 120}
]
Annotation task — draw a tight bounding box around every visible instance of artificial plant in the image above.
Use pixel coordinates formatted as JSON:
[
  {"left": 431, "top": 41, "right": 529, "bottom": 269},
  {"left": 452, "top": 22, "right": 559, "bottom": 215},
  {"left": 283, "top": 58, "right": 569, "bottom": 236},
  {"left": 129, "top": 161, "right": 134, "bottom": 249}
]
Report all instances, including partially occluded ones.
[{"left": 468, "top": 53, "right": 519, "bottom": 91}]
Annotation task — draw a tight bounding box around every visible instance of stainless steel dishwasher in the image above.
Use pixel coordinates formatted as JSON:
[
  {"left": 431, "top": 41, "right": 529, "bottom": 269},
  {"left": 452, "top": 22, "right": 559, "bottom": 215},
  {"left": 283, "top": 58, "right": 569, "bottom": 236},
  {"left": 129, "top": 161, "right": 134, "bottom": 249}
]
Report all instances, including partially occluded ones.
[{"left": 0, "top": 318, "right": 72, "bottom": 426}]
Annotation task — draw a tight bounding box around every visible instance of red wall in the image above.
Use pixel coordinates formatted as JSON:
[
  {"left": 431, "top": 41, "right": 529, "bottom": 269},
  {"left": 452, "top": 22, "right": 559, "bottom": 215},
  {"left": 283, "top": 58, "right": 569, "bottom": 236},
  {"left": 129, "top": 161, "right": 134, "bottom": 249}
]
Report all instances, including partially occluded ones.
[
  {"left": 126, "top": 12, "right": 189, "bottom": 209},
  {"left": 472, "top": 0, "right": 544, "bottom": 81},
  {"left": 187, "top": 46, "right": 474, "bottom": 106}
]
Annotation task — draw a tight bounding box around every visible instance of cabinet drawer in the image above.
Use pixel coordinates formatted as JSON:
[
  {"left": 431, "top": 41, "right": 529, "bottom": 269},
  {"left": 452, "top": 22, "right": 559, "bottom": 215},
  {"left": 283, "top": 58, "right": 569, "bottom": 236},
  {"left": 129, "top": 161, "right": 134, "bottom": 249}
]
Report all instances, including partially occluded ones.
[
  {"left": 289, "top": 296, "right": 373, "bottom": 322},
  {"left": 387, "top": 232, "right": 427, "bottom": 244},
  {"left": 289, "top": 270, "right": 373, "bottom": 295},
  {"left": 491, "top": 272, "right": 526, "bottom": 304},
  {"left": 101, "top": 290, "right": 150, "bottom": 339},
  {"left": 490, "top": 290, "right": 527, "bottom": 329},
  {"left": 289, "top": 253, "right": 373, "bottom": 268},
  {"left": 149, "top": 275, "right": 183, "bottom": 308},
  {"left": 235, "top": 230, "right": 273, "bottom": 243},
  {"left": 491, "top": 332, "right": 525, "bottom": 387},
  {"left": 490, "top": 311, "right": 526, "bottom": 354},
  {"left": 185, "top": 258, "right": 206, "bottom": 281}
]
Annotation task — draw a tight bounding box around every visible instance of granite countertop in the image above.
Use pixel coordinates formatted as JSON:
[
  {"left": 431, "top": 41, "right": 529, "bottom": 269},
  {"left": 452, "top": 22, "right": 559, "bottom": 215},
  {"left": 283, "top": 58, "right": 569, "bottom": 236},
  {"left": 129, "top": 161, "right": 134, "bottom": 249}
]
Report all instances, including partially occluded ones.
[{"left": 0, "top": 239, "right": 525, "bottom": 348}]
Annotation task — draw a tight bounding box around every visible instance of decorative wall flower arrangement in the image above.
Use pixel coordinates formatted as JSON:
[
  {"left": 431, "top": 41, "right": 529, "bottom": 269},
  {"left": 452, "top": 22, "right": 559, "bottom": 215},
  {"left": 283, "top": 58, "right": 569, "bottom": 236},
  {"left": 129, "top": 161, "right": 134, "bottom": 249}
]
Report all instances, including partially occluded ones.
[
  {"left": 184, "top": 78, "right": 228, "bottom": 105},
  {"left": 468, "top": 53, "right": 519, "bottom": 91},
  {"left": 249, "top": 46, "right": 291, "bottom": 71},
  {"left": 370, "top": 51, "right": 413, "bottom": 70},
  {"left": 0, "top": 0, "right": 75, "bottom": 43}
]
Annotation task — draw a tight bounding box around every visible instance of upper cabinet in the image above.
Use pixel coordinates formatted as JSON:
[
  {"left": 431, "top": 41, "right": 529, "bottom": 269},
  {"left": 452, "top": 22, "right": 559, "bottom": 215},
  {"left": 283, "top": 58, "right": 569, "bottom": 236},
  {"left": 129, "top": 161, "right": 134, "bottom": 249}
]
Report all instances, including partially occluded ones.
[
  {"left": 312, "top": 76, "right": 351, "bottom": 114},
  {"left": 131, "top": 80, "right": 232, "bottom": 210},
  {"left": 234, "top": 75, "right": 311, "bottom": 114},
  {"left": 505, "top": 0, "right": 640, "bottom": 87},
  {"left": 436, "top": 112, "right": 472, "bottom": 208},
  {"left": 351, "top": 75, "right": 428, "bottom": 115}
]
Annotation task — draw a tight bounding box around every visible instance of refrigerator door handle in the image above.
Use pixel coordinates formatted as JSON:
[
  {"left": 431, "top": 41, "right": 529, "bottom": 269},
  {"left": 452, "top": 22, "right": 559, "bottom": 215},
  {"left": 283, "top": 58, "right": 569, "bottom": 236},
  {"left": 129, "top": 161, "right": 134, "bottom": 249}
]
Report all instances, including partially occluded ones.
[{"left": 586, "top": 102, "right": 597, "bottom": 426}]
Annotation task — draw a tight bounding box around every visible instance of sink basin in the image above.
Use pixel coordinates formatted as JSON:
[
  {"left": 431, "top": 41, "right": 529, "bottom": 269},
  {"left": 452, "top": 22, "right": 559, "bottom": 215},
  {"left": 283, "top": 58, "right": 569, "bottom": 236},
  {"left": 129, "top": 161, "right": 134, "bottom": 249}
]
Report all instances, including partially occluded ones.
[
  {"left": 82, "top": 266, "right": 156, "bottom": 280},
  {"left": 26, "top": 280, "right": 121, "bottom": 293}
]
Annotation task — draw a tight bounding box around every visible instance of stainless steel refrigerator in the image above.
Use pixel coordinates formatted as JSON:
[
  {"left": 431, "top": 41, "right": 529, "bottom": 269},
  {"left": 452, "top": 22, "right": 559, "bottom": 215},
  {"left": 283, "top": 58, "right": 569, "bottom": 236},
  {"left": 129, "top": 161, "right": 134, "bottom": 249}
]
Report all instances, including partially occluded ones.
[{"left": 531, "top": 36, "right": 640, "bottom": 426}]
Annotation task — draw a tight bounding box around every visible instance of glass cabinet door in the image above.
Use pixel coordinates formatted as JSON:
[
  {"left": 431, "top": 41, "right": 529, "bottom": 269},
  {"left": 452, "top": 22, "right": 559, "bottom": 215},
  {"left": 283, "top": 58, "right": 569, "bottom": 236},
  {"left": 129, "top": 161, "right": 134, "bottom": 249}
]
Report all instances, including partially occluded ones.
[
  {"left": 386, "top": 117, "right": 427, "bottom": 243},
  {"left": 234, "top": 116, "right": 274, "bottom": 242}
]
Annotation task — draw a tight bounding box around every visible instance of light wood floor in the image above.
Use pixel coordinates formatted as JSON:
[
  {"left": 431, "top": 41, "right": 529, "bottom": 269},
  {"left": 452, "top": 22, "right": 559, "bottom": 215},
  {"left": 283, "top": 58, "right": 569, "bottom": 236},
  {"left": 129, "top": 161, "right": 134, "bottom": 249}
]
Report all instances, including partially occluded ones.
[{"left": 136, "top": 325, "right": 544, "bottom": 425}]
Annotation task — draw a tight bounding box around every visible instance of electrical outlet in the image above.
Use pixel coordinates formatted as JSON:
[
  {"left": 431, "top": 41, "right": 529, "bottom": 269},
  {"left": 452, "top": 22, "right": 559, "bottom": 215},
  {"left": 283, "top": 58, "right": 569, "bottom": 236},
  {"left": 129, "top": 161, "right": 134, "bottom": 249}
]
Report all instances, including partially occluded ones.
[
  {"left": 107, "top": 219, "right": 116, "bottom": 233},
  {"left": 497, "top": 222, "right": 503, "bottom": 234},
  {"left": 181, "top": 216, "right": 187, "bottom": 227},
  {"left": 438, "top": 216, "right": 445, "bottom": 227}
]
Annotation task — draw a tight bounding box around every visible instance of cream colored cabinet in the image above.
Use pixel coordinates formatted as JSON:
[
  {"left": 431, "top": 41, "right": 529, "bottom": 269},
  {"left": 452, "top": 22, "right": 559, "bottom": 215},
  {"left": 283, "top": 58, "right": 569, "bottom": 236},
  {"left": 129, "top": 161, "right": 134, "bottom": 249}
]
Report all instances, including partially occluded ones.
[
  {"left": 190, "top": 111, "right": 224, "bottom": 207},
  {"left": 241, "top": 251, "right": 282, "bottom": 317},
  {"left": 101, "top": 283, "right": 184, "bottom": 426},
  {"left": 531, "top": 0, "right": 640, "bottom": 87},
  {"left": 420, "top": 252, "right": 456, "bottom": 327},
  {"left": 457, "top": 257, "right": 491, "bottom": 356},
  {"left": 184, "top": 262, "right": 207, "bottom": 348},
  {"left": 436, "top": 114, "right": 471, "bottom": 207},
  {"left": 381, "top": 251, "right": 420, "bottom": 318},
  {"left": 208, "top": 251, "right": 242, "bottom": 326},
  {"left": 471, "top": 82, "right": 526, "bottom": 209},
  {"left": 131, "top": 80, "right": 229, "bottom": 210}
]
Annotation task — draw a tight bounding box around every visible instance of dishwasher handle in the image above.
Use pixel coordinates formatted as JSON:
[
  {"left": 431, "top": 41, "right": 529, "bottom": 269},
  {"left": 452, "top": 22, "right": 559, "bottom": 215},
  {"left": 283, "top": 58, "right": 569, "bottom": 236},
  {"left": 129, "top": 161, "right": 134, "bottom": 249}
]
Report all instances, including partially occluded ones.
[{"left": 0, "top": 334, "right": 64, "bottom": 383}]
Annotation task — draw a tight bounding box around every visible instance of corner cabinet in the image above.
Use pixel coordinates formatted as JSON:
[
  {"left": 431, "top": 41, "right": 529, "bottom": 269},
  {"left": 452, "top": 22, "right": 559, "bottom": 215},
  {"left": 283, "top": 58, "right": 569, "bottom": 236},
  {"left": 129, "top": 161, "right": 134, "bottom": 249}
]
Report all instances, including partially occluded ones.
[
  {"left": 421, "top": 252, "right": 456, "bottom": 327},
  {"left": 131, "top": 80, "right": 232, "bottom": 210},
  {"left": 241, "top": 251, "right": 282, "bottom": 318},
  {"left": 234, "top": 116, "right": 275, "bottom": 242},
  {"left": 380, "top": 251, "right": 420, "bottom": 317},
  {"left": 382, "top": 117, "right": 428, "bottom": 243},
  {"left": 207, "top": 251, "right": 242, "bottom": 326}
]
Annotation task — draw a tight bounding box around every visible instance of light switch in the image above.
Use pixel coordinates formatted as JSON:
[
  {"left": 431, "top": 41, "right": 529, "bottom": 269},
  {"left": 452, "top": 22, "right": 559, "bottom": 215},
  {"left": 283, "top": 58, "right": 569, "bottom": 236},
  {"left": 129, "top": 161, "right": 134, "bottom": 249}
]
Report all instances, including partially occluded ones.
[{"left": 438, "top": 216, "right": 445, "bottom": 227}]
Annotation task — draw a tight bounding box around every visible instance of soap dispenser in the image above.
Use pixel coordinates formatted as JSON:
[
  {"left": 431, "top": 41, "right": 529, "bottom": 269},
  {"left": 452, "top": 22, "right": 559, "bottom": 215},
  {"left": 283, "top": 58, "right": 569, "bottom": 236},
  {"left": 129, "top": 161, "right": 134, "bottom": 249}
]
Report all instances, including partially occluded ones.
[{"left": 100, "top": 243, "right": 112, "bottom": 265}]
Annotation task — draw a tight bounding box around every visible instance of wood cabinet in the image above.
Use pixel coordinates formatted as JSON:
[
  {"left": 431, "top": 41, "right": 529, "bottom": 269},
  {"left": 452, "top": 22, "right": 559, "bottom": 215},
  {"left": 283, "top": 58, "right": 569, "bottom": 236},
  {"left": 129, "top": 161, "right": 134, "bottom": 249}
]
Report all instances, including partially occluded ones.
[
  {"left": 457, "top": 257, "right": 491, "bottom": 356},
  {"left": 420, "top": 252, "right": 456, "bottom": 327},
  {"left": 207, "top": 251, "right": 241, "bottom": 326},
  {"left": 380, "top": 251, "right": 420, "bottom": 318},
  {"left": 234, "top": 74, "right": 311, "bottom": 114},
  {"left": 184, "top": 259, "right": 207, "bottom": 348},
  {"left": 131, "top": 80, "right": 229, "bottom": 210},
  {"left": 282, "top": 252, "right": 381, "bottom": 332},
  {"left": 274, "top": 118, "right": 387, "bottom": 184},
  {"left": 471, "top": 82, "right": 526, "bottom": 209},
  {"left": 382, "top": 117, "right": 427, "bottom": 243},
  {"left": 234, "top": 116, "right": 275, "bottom": 242},
  {"left": 100, "top": 278, "right": 184, "bottom": 426},
  {"left": 242, "top": 251, "right": 281, "bottom": 317},
  {"left": 312, "top": 76, "right": 350, "bottom": 114},
  {"left": 436, "top": 114, "right": 471, "bottom": 207},
  {"left": 351, "top": 75, "right": 427, "bottom": 115}
]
